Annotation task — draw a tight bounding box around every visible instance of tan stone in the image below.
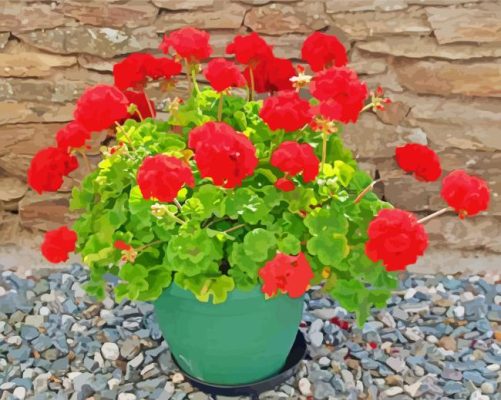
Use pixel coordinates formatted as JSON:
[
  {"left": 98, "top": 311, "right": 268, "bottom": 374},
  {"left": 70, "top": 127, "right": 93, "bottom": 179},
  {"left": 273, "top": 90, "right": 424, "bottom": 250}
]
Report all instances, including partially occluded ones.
[
  {"left": 326, "top": 0, "right": 408, "bottom": 13},
  {"left": 391, "top": 58, "right": 501, "bottom": 98},
  {"left": 244, "top": 2, "right": 329, "bottom": 35},
  {"left": 15, "top": 26, "right": 159, "bottom": 58},
  {"left": 0, "top": 123, "right": 62, "bottom": 178},
  {"left": 19, "top": 191, "right": 73, "bottom": 231},
  {"left": 236, "top": 0, "right": 299, "bottom": 4},
  {"left": 0, "top": 32, "right": 9, "bottom": 49},
  {"left": 438, "top": 336, "right": 457, "bottom": 351},
  {"left": 409, "top": 0, "right": 478, "bottom": 4},
  {"left": 375, "top": 101, "right": 410, "bottom": 126},
  {"left": 156, "top": 3, "right": 246, "bottom": 31},
  {"left": 0, "top": 177, "right": 27, "bottom": 211},
  {"left": 77, "top": 55, "right": 117, "bottom": 72},
  {"left": 0, "top": 102, "right": 73, "bottom": 125},
  {"left": 0, "top": 52, "right": 77, "bottom": 78},
  {"left": 330, "top": 7, "right": 431, "bottom": 40},
  {"left": 153, "top": 0, "right": 215, "bottom": 9},
  {"left": 426, "top": 5, "right": 501, "bottom": 44},
  {"left": 392, "top": 92, "right": 501, "bottom": 152},
  {"left": 0, "top": 1, "right": 66, "bottom": 32},
  {"left": 425, "top": 216, "right": 501, "bottom": 253},
  {"left": 349, "top": 48, "right": 387, "bottom": 75},
  {"left": 357, "top": 36, "right": 501, "bottom": 60},
  {"left": 56, "top": 1, "right": 158, "bottom": 28},
  {"left": 0, "top": 211, "right": 22, "bottom": 244}
]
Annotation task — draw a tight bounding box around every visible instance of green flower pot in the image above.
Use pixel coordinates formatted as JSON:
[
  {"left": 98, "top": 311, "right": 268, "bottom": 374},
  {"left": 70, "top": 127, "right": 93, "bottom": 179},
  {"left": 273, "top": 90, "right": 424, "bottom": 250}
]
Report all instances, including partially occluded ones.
[{"left": 153, "top": 283, "right": 304, "bottom": 385}]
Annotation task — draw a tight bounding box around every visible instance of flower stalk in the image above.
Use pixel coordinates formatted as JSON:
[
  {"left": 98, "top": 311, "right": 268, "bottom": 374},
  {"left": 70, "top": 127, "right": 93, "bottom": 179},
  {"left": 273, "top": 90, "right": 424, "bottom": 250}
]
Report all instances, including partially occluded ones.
[
  {"left": 417, "top": 207, "right": 452, "bottom": 224},
  {"left": 354, "top": 179, "right": 383, "bottom": 204}
]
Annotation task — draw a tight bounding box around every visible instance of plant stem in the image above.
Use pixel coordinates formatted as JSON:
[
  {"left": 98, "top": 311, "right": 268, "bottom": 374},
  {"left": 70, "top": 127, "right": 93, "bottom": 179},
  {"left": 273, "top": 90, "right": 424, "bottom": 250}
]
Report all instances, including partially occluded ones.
[
  {"left": 217, "top": 93, "right": 224, "bottom": 121},
  {"left": 184, "top": 59, "right": 192, "bottom": 95},
  {"left": 361, "top": 102, "right": 374, "bottom": 113},
  {"left": 321, "top": 130, "right": 328, "bottom": 173},
  {"left": 417, "top": 207, "right": 452, "bottom": 224},
  {"left": 173, "top": 199, "right": 183, "bottom": 212},
  {"left": 248, "top": 66, "right": 255, "bottom": 101},
  {"left": 114, "top": 122, "right": 136, "bottom": 152},
  {"left": 191, "top": 65, "right": 201, "bottom": 95},
  {"left": 223, "top": 223, "right": 245, "bottom": 234},
  {"left": 79, "top": 150, "right": 91, "bottom": 173},
  {"left": 137, "top": 239, "right": 165, "bottom": 251},
  {"left": 354, "top": 178, "right": 383, "bottom": 204},
  {"left": 142, "top": 90, "right": 155, "bottom": 118},
  {"left": 164, "top": 208, "right": 186, "bottom": 225}
]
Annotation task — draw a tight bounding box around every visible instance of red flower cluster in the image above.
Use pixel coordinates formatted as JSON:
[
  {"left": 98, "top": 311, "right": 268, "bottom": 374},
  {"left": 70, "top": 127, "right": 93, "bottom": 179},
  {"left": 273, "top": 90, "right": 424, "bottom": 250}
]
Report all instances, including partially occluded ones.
[
  {"left": 189, "top": 122, "right": 258, "bottom": 188},
  {"left": 28, "top": 147, "right": 78, "bottom": 194},
  {"left": 160, "top": 27, "right": 212, "bottom": 63},
  {"left": 56, "top": 122, "right": 90, "bottom": 151},
  {"left": 395, "top": 143, "right": 442, "bottom": 182},
  {"left": 74, "top": 85, "right": 130, "bottom": 132},
  {"left": 275, "top": 178, "right": 296, "bottom": 192},
  {"left": 259, "top": 252, "right": 314, "bottom": 298},
  {"left": 137, "top": 155, "right": 195, "bottom": 203},
  {"left": 301, "top": 32, "right": 348, "bottom": 72},
  {"left": 41, "top": 226, "right": 77, "bottom": 263},
  {"left": 114, "top": 240, "right": 132, "bottom": 251},
  {"left": 365, "top": 209, "right": 428, "bottom": 272},
  {"left": 245, "top": 57, "right": 295, "bottom": 94},
  {"left": 226, "top": 32, "right": 273, "bottom": 66},
  {"left": 113, "top": 53, "right": 182, "bottom": 91},
  {"left": 124, "top": 91, "right": 156, "bottom": 120},
  {"left": 203, "top": 58, "right": 245, "bottom": 92},
  {"left": 259, "top": 91, "right": 312, "bottom": 132},
  {"left": 310, "top": 67, "right": 368, "bottom": 124},
  {"left": 271, "top": 141, "right": 319, "bottom": 190},
  {"left": 440, "top": 170, "right": 490, "bottom": 219}
]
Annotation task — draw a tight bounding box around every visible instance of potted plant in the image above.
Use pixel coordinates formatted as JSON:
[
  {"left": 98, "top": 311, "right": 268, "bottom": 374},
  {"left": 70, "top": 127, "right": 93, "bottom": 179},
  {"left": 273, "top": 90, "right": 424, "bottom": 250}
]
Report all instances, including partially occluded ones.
[{"left": 27, "top": 27, "right": 490, "bottom": 386}]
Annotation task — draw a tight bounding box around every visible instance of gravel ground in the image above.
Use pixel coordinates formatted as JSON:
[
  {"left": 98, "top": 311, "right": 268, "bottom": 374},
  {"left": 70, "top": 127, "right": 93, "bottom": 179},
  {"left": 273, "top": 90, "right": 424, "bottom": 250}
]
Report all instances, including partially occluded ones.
[{"left": 0, "top": 264, "right": 500, "bottom": 400}]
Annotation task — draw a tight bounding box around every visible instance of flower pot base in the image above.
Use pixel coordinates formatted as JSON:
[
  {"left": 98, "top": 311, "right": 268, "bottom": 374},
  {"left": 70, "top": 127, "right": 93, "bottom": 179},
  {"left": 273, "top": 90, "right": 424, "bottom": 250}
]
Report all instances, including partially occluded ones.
[{"left": 171, "top": 331, "right": 307, "bottom": 399}]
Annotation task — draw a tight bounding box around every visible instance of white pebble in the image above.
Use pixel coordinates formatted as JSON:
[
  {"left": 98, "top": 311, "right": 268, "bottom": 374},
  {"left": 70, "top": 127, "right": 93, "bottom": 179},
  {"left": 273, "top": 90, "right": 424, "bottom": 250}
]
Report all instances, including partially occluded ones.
[
  {"left": 404, "top": 288, "right": 416, "bottom": 300},
  {"left": 7, "top": 336, "right": 22, "bottom": 346},
  {"left": 101, "top": 342, "right": 119, "bottom": 361},
  {"left": 13, "top": 386, "right": 26, "bottom": 400},
  {"left": 494, "top": 295, "right": 501, "bottom": 305},
  {"left": 164, "top": 381, "right": 175, "bottom": 396},
  {"left": 384, "top": 387, "right": 404, "bottom": 396},
  {"left": 318, "top": 356, "right": 330, "bottom": 367},
  {"left": 436, "top": 283, "right": 446, "bottom": 293},
  {"left": 480, "top": 382, "right": 495, "bottom": 394},
  {"left": 94, "top": 351, "right": 105, "bottom": 368},
  {"left": 39, "top": 306, "right": 51, "bottom": 317},
  {"left": 171, "top": 372, "right": 184, "bottom": 384},
  {"left": 487, "top": 364, "right": 500, "bottom": 372},
  {"left": 298, "top": 378, "right": 312, "bottom": 395},
  {"left": 426, "top": 335, "right": 439, "bottom": 344},
  {"left": 108, "top": 378, "right": 120, "bottom": 390},
  {"left": 118, "top": 394, "right": 136, "bottom": 400},
  {"left": 454, "top": 305, "right": 465, "bottom": 319},
  {"left": 461, "top": 292, "right": 475, "bottom": 302}
]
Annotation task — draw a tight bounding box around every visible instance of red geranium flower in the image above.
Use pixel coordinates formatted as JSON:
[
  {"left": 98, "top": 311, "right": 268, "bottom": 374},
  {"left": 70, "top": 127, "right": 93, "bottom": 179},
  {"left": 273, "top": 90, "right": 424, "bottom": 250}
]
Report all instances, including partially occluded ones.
[
  {"left": 440, "top": 170, "right": 490, "bottom": 219},
  {"left": 365, "top": 209, "right": 428, "bottom": 272},
  {"left": 259, "top": 91, "right": 312, "bottom": 132},
  {"left": 56, "top": 121, "right": 90, "bottom": 151},
  {"left": 203, "top": 58, "right": 246, "bottom": 92},
  {"left": 275, "top": 178, "right": 295, "bottom": 192},
  {"left": 74, "top": 85, "right": 130, "bottom": 132},
  {"left": 41, "top": 226, "right": 77, "bottom": 263},
  {"left": 226, "top": 32, "right": 273, "bottom": 66},
  {"left": 271, "top": 141, "right": 319, "bottom": 183},
  {"left": 395, "top": 143, "right": 442, "bottom": 182},
  {"left": 137, "top": 155, "right": 195, "bottom": 203},
  {"left": 259, "top": 252, "right": 314, "bottom": 298},
  {"left": 146, "top": 57, "right": 182, "bottom": 81},
  {"left": 114, "top": 240, "right": 132, "bottom": 251},
  {"left": 159, "top": 27, "right": 212, "bottom": 63},
  {"left": 189, "top": 122, "right": 258, "bottom": 188},
  {"left": 113, "top": 53, "right": 155, "bottom": 91},
  {"left": 27, "top": 147, "right": 78, "bottom": 194},
  {"left": 310, "top": 67, "right": 368, "bottom": 124},
  {"left": 301, "top": 32, "right": 348, "bottom": 72},
  {"left": 244, "top": 57, "right": 295, "bottom": 93},
  {"left": 124, "top": 90, "right": 156, "bottom": 120}
]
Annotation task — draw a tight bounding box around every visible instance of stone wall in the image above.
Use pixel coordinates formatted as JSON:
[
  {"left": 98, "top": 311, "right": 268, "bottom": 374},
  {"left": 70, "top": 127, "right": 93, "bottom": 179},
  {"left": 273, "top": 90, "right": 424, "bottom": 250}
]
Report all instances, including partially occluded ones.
[{"left": 0, "top": 0, "right": 500, "bottom": 271}]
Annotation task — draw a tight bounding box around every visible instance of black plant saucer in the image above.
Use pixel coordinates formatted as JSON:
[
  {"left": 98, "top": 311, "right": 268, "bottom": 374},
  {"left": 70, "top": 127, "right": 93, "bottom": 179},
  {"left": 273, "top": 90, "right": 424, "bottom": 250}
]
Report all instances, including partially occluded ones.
[{"left": 171, "top": 331, "right": 307, "bottom": 399}]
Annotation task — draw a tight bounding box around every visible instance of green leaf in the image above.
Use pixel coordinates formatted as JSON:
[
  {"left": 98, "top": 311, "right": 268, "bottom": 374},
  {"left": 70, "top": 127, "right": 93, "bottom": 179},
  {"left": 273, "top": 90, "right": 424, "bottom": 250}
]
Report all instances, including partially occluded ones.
[
  {"left": 333, "top": 160, "right": 355, "bottom": 187},
  {"left": 304, "top": 206, "right": 348, "bottom": 236},
  {"left": 278, "top": 233, "right": 301, "bottom": 255},
  {"left": 243, "top": 229, "right": 277, "bottom": 262},
  {"left": 307, "top": 233, "right": 349, "bottom": 266},
  {"left": 119, "top": 263, "right": 148, "bottom": 282}
]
